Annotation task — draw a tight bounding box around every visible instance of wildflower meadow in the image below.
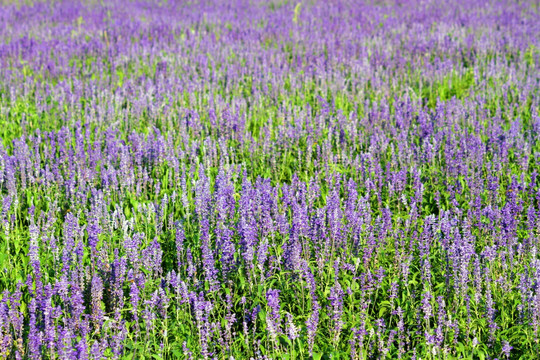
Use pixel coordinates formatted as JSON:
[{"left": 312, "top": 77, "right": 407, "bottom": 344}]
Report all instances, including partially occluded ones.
[{"left": 0, "top": 0, "right": 539, "bottom": 359}]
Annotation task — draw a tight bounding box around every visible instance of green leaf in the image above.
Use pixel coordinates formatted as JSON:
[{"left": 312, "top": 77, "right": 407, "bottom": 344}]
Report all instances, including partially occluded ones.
[{"left": 259, "top": 309, "right": 266, "bottom": 323}]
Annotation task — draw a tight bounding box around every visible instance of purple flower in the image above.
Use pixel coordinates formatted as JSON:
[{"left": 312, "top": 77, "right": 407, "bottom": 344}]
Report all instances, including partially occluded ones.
[
  {"left": 90, "top": 274, "right": 104, "bottom": 329},
  {"left": 285, "top": 313, "right": 299, "bottom": 342},
  {"left": 265, "top": 289, "right": 281, "bottom": 341},
  {"left": 501, "top": 341, "right": 512, "bottom": 358},
  {"left": 28, "top": 298, "right": 42, "bottom": 359},
  {"left": 328, "top": 282, "right": 344, "bottom": 345},
  {"left": 90, "top": 340, "right": 103, "bottom": 360},
  {"left": 306, "top": 300, "right": 320, "bottom": 356},
  {"left": 175, "top": 222, "right": 185, "bottom": 271},
  {"left": 421, "top": 291, "right": 432, "bottom": 320}
]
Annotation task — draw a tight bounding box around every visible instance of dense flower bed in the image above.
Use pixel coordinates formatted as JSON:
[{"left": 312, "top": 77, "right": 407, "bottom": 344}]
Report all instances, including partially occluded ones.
[{"left": 0, "top": 0, "right": 539, "bottom": 358}]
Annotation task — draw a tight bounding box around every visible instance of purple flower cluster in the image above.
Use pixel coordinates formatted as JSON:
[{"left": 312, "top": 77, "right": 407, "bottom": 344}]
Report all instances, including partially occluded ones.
[
  {"left": 0, "top": 0, "right": 538, "bottom": 358},
  {"left": 265, "top": 289, "right": 281, "bottom": 342}
]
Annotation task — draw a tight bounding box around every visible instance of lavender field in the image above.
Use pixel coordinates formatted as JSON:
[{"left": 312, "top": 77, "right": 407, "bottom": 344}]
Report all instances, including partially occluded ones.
[{"left": 0, "top": 0, "right": 539, "bottom": 359}]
